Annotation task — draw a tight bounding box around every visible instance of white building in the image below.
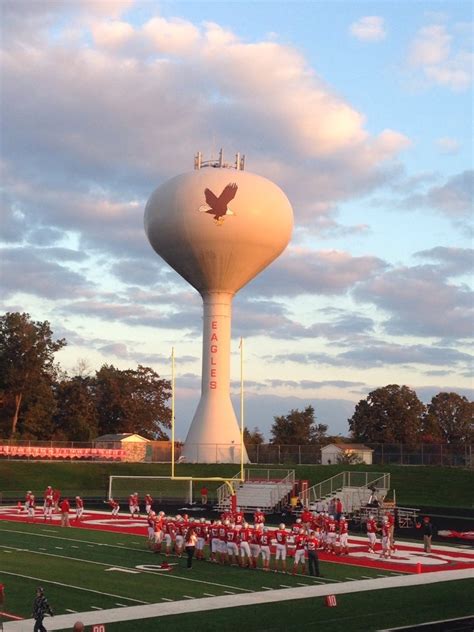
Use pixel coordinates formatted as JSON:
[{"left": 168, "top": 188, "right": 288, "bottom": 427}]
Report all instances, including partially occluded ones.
[{"left": 321, "top": 443, "right": 374, "bottom": 465}]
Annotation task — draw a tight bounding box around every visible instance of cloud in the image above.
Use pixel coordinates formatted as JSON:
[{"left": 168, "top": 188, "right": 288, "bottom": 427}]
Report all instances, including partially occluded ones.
[
  {"left": 245, "top": 248, "right": 387, "bottom": 297},
  {"left": 355, "top": 263, "right": 473, "bottom": 339},
  {"left": 349, "top": 16, "right": 386, "bottom": 42},
  {"left": 268, "top": 343, "right": 472, "bottom": 370},
  {"left": 436, "top": 137, "right": 461, "bottom": 154},
  {"left": 414, "top": 246, "right": 474, "bottom": 277},
  {"left": 407, "top": 23, "right": 473, "bottom": 90},
  {"left": 398, "top": 170, "right": 473, "bottom": 218},
  {"left": 0, "top": 247, "right": 92, "bottom": 300}
]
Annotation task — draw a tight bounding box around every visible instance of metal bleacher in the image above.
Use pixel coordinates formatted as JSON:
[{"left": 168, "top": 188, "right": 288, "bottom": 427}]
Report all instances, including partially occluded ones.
[
  {"left": 216, "top": 469, "right": 295, "bottom": 512},
  {"left": 304, "top": 471, "right": 391, "bottom": 515}
]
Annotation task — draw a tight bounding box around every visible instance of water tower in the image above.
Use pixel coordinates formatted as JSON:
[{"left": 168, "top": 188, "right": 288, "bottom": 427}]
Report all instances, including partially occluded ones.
[{"left": 144, "top": 151, "right": 293, "bottom": 463}]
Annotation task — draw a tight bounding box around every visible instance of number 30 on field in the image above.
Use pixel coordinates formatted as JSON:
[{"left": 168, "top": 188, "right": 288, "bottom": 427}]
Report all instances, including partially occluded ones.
[{"left": 93, "top": 626, "right": 106, "bottom": 632}]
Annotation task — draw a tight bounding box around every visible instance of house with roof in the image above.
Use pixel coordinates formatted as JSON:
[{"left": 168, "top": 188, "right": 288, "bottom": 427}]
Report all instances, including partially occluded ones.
[
  {"left": 321, "top": 443, "right": 374, "bottom": 465},
  {"left": 94, "top": 433, "right": 151, "bottom": 462}
]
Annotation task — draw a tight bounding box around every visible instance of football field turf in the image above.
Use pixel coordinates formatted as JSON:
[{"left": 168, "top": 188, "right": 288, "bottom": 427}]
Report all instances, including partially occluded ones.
[{"left": 0, "top": 520, "right": 472, "bottom": 631}]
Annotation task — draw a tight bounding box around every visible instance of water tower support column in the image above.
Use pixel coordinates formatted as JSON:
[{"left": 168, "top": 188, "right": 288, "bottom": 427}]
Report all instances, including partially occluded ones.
[{"left": 182, "top": 291, "right": 248, "bottom": 463}]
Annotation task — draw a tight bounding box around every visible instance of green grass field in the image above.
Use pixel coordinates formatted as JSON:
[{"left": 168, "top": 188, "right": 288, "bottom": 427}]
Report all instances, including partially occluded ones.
[
  {"left": 0, "top": 520, "right": 472, "bottom": 631},
  {"left": 1, "top": 461, "right": 473, "bottom": 508}
]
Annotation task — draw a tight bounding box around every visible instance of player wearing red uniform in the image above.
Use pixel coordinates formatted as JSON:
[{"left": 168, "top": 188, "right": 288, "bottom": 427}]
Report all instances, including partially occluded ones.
[
  {"left": 60, "top": 498, "right": 70, "bottom": 527},
  {"left": 253, "top": 509, "right": 265, "bottom": 526},
  {"left": 129, "top": 493, "right": 140, "bottom": 518},
  {"left": 292, "top": 529, "right": 307, "bottom": 575},
  {"left": 175, "top": 516, "right": 187, "bottom": 557},
  {"left": 153, "top": 513, "right": 164, "bottom": 553},
  {"left": 24, "top": 491, "right": 33, "bottom": 513},
  {"left": 274, "top": 523, "right": 288, "bottom": 573},
  {"left": 366, "top": 515, "right": 378, "bottom": 553},
  {"left": 75, "top": 496, "right": 84, "bottom": 522},
  {"left": 300, "top": 508, "right": 313, "bottom": 527},
  {"left": 52, "top": 489, "right": 61, "bottom": 512},
  {"left": 218, "top": 522, "right": 228, "bottom": 564},
  {"left": 338, "top": 515, "right": 349, "bottom": 555},
  {"left": 226, "top": 523, "right": 240, "bottom": 566},
  {"left": 386, "top": 511, "right": 396, "bottom": 552},
  {"left": 380, "top": 517, "right": 391, "bottom": 558},
  {"left": 249, "top": 524, "right": 261, "bottom": 569},
  {"left": 259, "top": 528, "right": 273, "bottom": 572},
  {"left": 163, "top": 518, "right": 176, "bottom": 556},
  {"left": 326, "top": 515, "right": 337, "bottom": 554},
  {"left": 145, "top": 494, "right": 153, "bottom": 515},
  {"left": 108, "top": 498, "right": 120, "bottom": 517},
  {"left": 209, "top": 520, "right": 220, "bottom": 563},
  {"left": 233, "top": 508, "right": 244, "bottom": 527},
  {"left": 239, "top": 522, "right": 252, "bottom": 567},
  {"left": 43, "top": 494, "right": 53, "bottom": 522},
  {"left": 195, "top": 518, "right": 207, "bottom": 560},
  {"left": 26, "top": 494, "right": 36, "bottom": 522},
  {"left": 147, "top": 511, "right": 156, "bottom": 548}
]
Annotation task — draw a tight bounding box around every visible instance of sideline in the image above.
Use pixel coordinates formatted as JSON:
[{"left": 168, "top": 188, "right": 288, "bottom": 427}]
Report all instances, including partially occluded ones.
[{"left": 4, "top": 568, "right": 474, "bottom": 631}]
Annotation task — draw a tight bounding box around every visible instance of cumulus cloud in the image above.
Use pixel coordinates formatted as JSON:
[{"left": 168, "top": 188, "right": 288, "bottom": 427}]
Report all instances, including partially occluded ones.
[
  {"left": 349, "top": 16, "right": 386, "bottom": 42},
  {"left": 398, "top": 170, "right": 473, "bottom": 218},
  {"left": 407, "top": 23, "right": 473, "bottom": 90}
]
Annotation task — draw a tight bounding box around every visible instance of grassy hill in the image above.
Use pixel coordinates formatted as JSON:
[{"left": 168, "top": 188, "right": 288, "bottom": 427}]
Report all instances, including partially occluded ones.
[{"left": 0, "top": 461, "right": 473, "bottom": 508}]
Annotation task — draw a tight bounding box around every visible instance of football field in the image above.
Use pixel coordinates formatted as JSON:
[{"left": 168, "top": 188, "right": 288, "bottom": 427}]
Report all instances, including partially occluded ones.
[{"left": 0, "top": 514, "right": 473, "bottom": 631}]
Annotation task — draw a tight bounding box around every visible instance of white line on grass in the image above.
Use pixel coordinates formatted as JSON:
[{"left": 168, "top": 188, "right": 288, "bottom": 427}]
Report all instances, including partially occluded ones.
[
  {"left": 280, "top": 585, "right": 292, "bottom": 588},
  {"left": 0, "top": 570, "right": 148, "bottom": 604},
  {"left": 65, "top": 609, "right": 77, "bottom": 613},
  {"left": 182, "top": 596, "right": 194, "bottom": 599},
  {"left": 160, "top": 598, "right": 173, "bottom": 602},
  {"left": 6, "top": 568, "right": 472, "bottom": 632},
  {"left": 0, "top": 544, "right": 253, "bottom": 594},
  {"left": 90, "top": 606, "right": 103, "bottom": 610},
  {"left": 223, "top": 591, "right": 235, "bottom": 595},
  {"left": 115, "top": 604, "right": 128, "bottom": 607},
  {"left": 203, "top": 593, "right": 215, "bottom": 597}
]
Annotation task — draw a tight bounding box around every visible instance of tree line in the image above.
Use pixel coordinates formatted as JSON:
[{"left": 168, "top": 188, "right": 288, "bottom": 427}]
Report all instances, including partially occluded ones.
[
  {"left": 0, "top": 313, "right": 171, "bottom": 440},
  {"left": 1, "top": 312, "right": 472, "bottom": 444}
]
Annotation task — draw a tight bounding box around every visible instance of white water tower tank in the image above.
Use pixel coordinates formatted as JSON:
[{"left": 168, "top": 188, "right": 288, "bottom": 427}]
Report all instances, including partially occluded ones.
[{"left": 144, "top": 152, "right": 293, "bottom": 463}]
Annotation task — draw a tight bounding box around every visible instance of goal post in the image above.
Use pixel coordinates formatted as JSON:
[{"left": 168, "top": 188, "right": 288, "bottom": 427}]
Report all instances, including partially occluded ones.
[{"left": 108, "top": 475, "right": 240, "bottom": 506}]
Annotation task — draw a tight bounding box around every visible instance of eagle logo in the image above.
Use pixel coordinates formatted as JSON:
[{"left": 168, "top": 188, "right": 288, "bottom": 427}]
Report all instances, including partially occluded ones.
[{"left": 199, "top": 183, "right": 238, "bottom": 226}]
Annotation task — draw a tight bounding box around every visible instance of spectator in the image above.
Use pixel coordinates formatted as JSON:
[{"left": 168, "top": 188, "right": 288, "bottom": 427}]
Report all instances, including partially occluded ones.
[{"left": 200, "top": 486, "right": 208, "bottom": 504}]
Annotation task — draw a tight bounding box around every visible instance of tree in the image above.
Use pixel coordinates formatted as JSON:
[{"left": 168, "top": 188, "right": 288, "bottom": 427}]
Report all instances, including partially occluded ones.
[
  {"left": 93, "top": 364, "right": 172, "bottom": 439},
  {"left": 348, "top": 384, "right": 425, "bottom": 444},
  {"left": 423, "top": 392, "right": 473, "bottom": 444},
  {"left": 243, "top": 426, "right": 264, "bottom": 446},
  {"left": 270, "top": 405, "right": 328, "bottom": 444},
  {"left": 0, "top": 312, "right": 66, "bottom": 437},
  {"left": 52, "top": 376, "right": 99, "bottom": 441}
]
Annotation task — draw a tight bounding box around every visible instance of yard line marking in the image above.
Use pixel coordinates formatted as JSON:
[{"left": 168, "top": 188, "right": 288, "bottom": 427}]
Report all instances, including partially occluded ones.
[
  {"left": 115, "top": 603, "right": 128, "bottom": 607},
  {"left": 361, "top": 576, "right": 372, "bottom": 579},
  {"left": 0, "top": 570, "right": 149, "bottom": 604},
  {"left": 183, "top": 595, "right": 194, "bottom": 599},
  {"left": 223, "top": 591, "right": 235, "bottom": 595},
  {"left": 39, "top": 548, "right": 47, "bottom": 551},
  {"left": 55, "top": 547, "right": 63, "bottom": 549},
  {"left": 90, "top": 606, "right": 103, "bottom": 610},
  {"left": 262, "top": 587, "right": 272, "bottom": 590},
  {"left": 65, "top": 609, "right": 77, "bottom": 613},
  {"left": 0, "top": 526, "right": 161, "bottom": 555},
  {"left": 345, "top": 577, "right": 357, "bottom": 581},
  {"left": 203, "top": 593, "right": 215, "bottom": 597},
  {"left": 280, "top": 584, "right": 292, "bottom": 588},
  {"left": 297, "top": 583, "right": 309, "bottom": 586},
  {"left": 71, "top": 546, "right": 80, "bottom": 549},
  {"left": 161, "top": 598, "right": 173, "bottom": 602},
  {"left": 0, "top": 544, "right": 253, "bottom": 594}
]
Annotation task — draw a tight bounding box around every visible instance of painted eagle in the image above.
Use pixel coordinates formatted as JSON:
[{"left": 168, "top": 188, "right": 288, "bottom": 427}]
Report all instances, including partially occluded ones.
[{"left": 199, "top": 183, "right": 238, "bottom": 225}]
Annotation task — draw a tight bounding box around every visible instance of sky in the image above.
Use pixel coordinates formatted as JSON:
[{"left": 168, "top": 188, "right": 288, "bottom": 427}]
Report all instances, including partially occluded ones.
[{"left": 1, "top": 0, "right": 473, "bottom": 441}]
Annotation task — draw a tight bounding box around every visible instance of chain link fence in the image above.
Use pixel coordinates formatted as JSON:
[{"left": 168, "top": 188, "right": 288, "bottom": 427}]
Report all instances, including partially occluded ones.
[{"left": 0, "top": 439, "right": 471, "bottom": 466}]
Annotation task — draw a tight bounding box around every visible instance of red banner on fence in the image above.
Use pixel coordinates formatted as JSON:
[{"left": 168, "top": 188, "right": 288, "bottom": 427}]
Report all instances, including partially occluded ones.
[{"left": 0, "top": 445, "right": 124, "bottom": 460}]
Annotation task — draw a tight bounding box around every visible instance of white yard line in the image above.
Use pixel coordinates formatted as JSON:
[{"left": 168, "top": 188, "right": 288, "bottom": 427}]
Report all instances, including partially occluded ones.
[
  {"left": 0, "top": 544, "right": 253, "bottom": 594},
  {"left": 380, "top": 614, "right": 474, "bottom": 631},
  {"left": 5, "top": 569, "right": 473, "bottom": 632},
  {"left": 0, "top": 571, "right": 148, "bottom": 604}
]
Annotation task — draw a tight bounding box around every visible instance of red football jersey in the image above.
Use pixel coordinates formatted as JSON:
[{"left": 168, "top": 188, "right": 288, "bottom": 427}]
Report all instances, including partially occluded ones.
[{"left": 275, "top": 529, "right": 287, "bottom": 544}]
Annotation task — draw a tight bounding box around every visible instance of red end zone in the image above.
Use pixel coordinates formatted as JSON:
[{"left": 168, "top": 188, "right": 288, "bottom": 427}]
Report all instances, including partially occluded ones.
[{"left": 1, "top": 506, "right": 473, "bottom": 575}]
